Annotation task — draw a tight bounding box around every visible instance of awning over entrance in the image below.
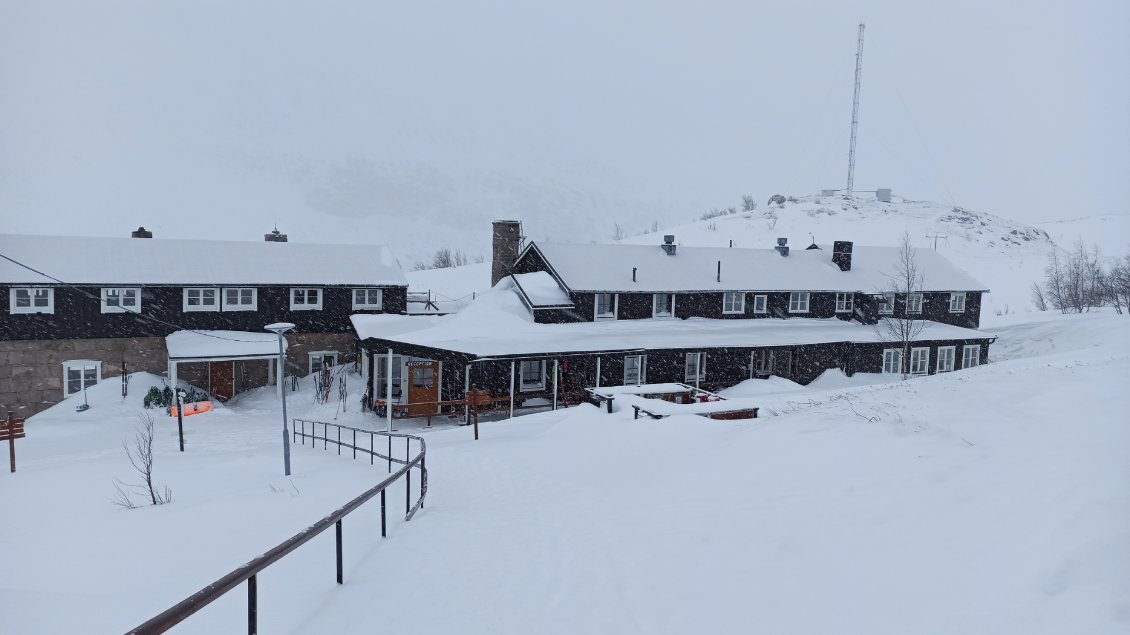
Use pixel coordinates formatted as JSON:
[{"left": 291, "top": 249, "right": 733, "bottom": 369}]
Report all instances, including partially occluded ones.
[
  {"left": 166, "top": 330, "right": 286, "bottom": 401},
  {"left": 166, "top": 330, "right": 282, "bottom": 362}
]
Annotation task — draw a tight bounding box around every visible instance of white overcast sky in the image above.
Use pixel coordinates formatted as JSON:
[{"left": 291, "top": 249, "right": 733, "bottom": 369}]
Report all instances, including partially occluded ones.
[{"left": 1, "top": 0, "right": 1127, "bottom": 254}]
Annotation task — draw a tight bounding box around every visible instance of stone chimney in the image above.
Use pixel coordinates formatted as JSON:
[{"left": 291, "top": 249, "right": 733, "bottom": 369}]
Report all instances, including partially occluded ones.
[
  {"left": 775, "top": 237, "right": 789, "bottom": 257},
  {"left": 130, "top": 227, "right": 153, "bottom": 238},
  {"left": 491, "top": 220, "right": 522, "bottom": 287},
  {"left": 661, "top": 235, "right": 677, "bottom": 256},
  {"left": 832, "top": 240, "right": 853, "bottom": 271},
  {"left": 264, "top": 227, "right": 288, "bottom": 242}
]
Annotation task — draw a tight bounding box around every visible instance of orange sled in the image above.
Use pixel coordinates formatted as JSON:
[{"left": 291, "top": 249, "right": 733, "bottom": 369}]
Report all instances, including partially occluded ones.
[{"left": 170, "top": 401, "right": 213, "bottom": 417}]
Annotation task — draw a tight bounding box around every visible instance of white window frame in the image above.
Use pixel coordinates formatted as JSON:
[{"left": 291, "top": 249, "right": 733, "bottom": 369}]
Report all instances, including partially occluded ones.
[
  {"left": 949, "top": 292, "right": 966, "bottom": 313},
  {"left": 63, "top": 359, "right": 101, "bottom": 397},
  {"left": 752, "top": 349, "right": 773, "bottom": 374},
  {"left": 308, "top": 351, "right": 338, "bottom": 374},
  {"left": 788, "top": 292, "right": 810, "bottom": 313},
  {"left": 101, "top": 287, "right": 141, "bottom": 314},
  {"left": 652, "top": 293, "right": 675, "bottom": 318},
  {"left": 374, "top": 355, "right": 404, "bottom": 403},
  {"left": 352, "top": 288, "right": 384, "bottom": 310},
  {"left": 10, "top": 287, "right": 54, "bottom": 314},
  {"left": 835, "top": 292, "right": 853, "bottom": 313},
  {"left": 290, "top": 288, "right": 323, "bottom": 311},
  {"left": 623, "top": 354, "right": 647, "bottom": 385},
  {"left": 936, "top": 346, "right": 955, "bottom": 373},
  {"left": 684, "top": 352, "right": 706, "bottom": 382},
  {"left": 722, "top": 292, "right": 744, "bottom": 315},
  {"left": 906, "top": 293, "right": 923, "bottom": 314},
  {"left": 221, "top": 287, "right": 257, "bottom": 312},
  {"left": 519, "top": 360, "right": 546, "bottom": 392},
  {"left": 909, "top": 347, "right": 930, "bottom": 376},
  {"left": 752, "top": 294, "right": 768, "bottom": 314},
  {"left": 877, "top": 293, "right": 895, "bottom": 315},
  {"left": 962, "top": 344, "right": 981, "bottom": 369},
  {"left": 594, "top": 293, "right": 618, "bottom": 320},
  {"left": 183, "top": 287, "right": 219, "bottom": 312},
  {"left": 881, "top": 349, "right": 902, "bottom": 374}
]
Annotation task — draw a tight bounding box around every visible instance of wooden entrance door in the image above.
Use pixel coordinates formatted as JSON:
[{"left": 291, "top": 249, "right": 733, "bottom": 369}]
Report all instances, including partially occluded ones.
[
  {"left": 407, "top": 361, "right": 440, "bottom": 417},
  {"left": 210, "top": 361, "right": 235, "bottom": 402}
]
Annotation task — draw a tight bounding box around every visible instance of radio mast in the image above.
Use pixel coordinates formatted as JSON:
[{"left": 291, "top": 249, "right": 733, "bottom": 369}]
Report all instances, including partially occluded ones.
[{"left": 846, "top": 22, "right": 865, "bottom": 198}]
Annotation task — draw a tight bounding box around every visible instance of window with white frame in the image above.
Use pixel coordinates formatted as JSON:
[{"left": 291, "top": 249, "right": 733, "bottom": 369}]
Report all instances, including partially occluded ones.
[
  {"left": 353, "top": 288, "right": 383, "bottom": 310},
  {"left": 652, "top": 293, "right": 674, "bottom": 318},
  {"left": 183, "top": 287, "right": 219, "bottom": 312},
  {"left": 788, "top": 292, "right": 810, "bottom": 313},
  {"left": 623, "top": 355, "right": 646, "bottom": 385},
  {"left": 291, "top": 288, "right": 322, "bottom": 310},
  {"left": 906, "top": 293, "right": 923, "bottom": 314},
  {"left": 63, "top": 360, "right": 101, "bottom": 397},
  {"left": 309, "top": 351, "right": 338, "bottom": 374},
  {"left": 878, "top": 293, "right": 895, "bottom": 314},
  {"left": 685, "top": 352, "right": 706, "bottom": 382},
  {"left": 962, "top": 345, "right": 980, "bottom": 368},
  {"left": 10, "top": 287, "right": 54, "bottom": 314},
  {"left": 722, "top": 292, "right": 744, "bottom": 314},
  {"left": 374, "top": 355, "right": 403, "bottom": 402},
  {"left": 936, "top": 346, "right": 955, "bottom": 373},
  {"left": 835, "top": 293, "right": 853, "bottom": 313},
  {"left": 519, "top": 360, "right": 546, "bottom": 391},
  {"left": 909, "top": 347, "right": 930, "bottom": 375},
  {"left": 101, "top": 288, "right": 140, "bottom": 313},
  {"left": 594, "top": 293, "right": 616, "bottom": 320},
  {"left": 949, "top": 292, "right": 966, "bottom": 313},
  {"left": 222, "top": 287, "right": 257, "bottom": 311},
  {"left": 752, "top": 294, "right": 768, "bottom": 314},
  {"left": 753, "top": 349, "right": 773, "bottom": 374},
  {"left": 882, "top": 349, "right": 902, "bottom": 374}
]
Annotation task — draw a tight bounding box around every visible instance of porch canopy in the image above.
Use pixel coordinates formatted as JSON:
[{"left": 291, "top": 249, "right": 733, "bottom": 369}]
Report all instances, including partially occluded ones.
[{"left": 166, "top": 330, "right": 285, "bottom": 397}]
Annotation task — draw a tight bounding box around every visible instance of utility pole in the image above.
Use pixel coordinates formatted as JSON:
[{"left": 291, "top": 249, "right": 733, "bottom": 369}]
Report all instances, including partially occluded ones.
[{"left": 846, "top": 22, "right": 866, "bottom": 199}]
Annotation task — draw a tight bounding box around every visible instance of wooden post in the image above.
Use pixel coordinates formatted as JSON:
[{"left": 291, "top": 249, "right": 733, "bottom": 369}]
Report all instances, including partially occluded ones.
[{"left": 595, "top": 356, "right": 601, "bottom": 389}]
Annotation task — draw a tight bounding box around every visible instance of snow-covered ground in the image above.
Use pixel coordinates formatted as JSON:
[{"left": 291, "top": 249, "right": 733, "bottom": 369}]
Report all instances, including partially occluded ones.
[{"left": 1, "top": 311, "right": 1127, "bottom": 633}]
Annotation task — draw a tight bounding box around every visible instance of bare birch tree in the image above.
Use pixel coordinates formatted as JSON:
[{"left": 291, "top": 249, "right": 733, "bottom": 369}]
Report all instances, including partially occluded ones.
[
  {"left": 111, "top": 412, "right": 172, "bottom": 508},
  {"left": 877, "top": 232, "right": 925, "bottom": 379}
]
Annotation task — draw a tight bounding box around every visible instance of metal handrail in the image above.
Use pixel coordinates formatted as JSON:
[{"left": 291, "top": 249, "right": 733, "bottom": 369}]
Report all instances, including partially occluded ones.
[{"left": 125, "top": 424, "right": 426, "bottom": 635}]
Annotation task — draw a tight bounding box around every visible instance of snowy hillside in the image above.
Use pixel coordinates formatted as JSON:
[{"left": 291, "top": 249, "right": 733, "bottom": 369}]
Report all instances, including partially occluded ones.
[
  {"left": 621, "top": 193, "right": 1061, "bottom": 314},
  {"left": 1, "top": 311, "right": 1126, "bottom": 633}
]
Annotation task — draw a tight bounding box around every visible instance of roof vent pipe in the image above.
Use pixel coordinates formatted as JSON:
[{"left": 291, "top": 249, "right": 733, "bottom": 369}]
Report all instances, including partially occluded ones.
[
  {"left": 717, "top": 260, "right": 721, "bottom": 283},
  {"left": 632, "top": 267, "right": 637, "bottom": 282},
  {"left": 661, "top": 234, "right": 677, "bottom": 256}
]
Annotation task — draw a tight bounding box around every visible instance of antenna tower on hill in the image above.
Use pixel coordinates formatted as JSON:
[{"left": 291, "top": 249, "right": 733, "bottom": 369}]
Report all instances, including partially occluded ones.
[{"left": 845, "top": 22, "right": 866, "bottom": 199}]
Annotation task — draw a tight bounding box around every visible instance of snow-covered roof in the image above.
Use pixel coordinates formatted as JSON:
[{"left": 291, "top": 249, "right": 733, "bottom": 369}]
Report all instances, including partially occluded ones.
[
  {"left": 524, "top": 241, "right": 988, "bottom": 293},
  {"left": 0, "top": 234, "right": 408, "bottom": 286},
  {"left": 351, "top": 282, "right": 993, "bottom": 359},
  {"left": 511, "top": 271, "right": 573, "bottom": 308},
  {"left": 166, "top": 330, "right": 283, "bottom": 361}
]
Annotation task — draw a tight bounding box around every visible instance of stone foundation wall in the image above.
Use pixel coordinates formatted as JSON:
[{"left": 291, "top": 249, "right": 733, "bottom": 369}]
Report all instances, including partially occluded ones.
[{"left": 0, "top": 333, "right": 359, "bottom": 417}]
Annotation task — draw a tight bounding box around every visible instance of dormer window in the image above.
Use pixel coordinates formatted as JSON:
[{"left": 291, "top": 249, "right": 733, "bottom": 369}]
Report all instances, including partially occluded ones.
[
  {"left": 10, "top": 287, "right": 54, "bottom": 314},
  {"left": 788, "top": 292, "right": 810, "bottom": 313},
  {"left": 652, "top": 293, "right": 675, "bottom": 318},
  {"left": 594, "top": 293, "right": 617, "bottom": 320}
]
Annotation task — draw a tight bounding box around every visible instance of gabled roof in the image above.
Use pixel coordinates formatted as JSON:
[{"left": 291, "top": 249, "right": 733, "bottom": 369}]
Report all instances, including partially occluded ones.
[
  {"left": 0, "top": 234, "right": 408, "bottom": 286},
  {"left": 520, "top": 241, "right": 988, "bottom": 293}
]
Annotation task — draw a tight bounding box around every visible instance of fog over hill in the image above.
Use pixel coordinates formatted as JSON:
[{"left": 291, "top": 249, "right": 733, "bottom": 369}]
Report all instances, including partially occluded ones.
[{"left": 1, "top": 1, "right": 1126, "bottom": 266}]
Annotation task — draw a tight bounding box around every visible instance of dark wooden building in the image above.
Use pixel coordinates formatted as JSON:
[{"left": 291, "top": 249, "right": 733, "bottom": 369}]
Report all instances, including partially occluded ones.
[
  {"left": 351, "top": 223, "right": 995, "bottom": 417},
  {"left": 1, "top": 231, "right": 407, "bottom": 415}
]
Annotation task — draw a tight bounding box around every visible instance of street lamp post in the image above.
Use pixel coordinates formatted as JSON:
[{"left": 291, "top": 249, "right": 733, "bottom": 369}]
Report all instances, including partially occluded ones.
[{"left": 265, "top": 322, "right": 295, "bottom": 476}]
